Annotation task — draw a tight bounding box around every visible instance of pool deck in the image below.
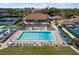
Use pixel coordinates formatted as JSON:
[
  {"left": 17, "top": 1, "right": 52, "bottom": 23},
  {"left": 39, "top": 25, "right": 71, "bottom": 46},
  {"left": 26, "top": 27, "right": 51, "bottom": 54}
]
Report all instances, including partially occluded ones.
[
  {"left": 0, "top": 30, "right": 67, "bottom": 49},
  {"left": 0, "top": 31, "right": 22, "bottom": 49},
  {"left": 7, "top": 30, "right": 66, "bottom": 45},
  {"left": 0, "top": 43, "right": 8, "bottom": 49}
]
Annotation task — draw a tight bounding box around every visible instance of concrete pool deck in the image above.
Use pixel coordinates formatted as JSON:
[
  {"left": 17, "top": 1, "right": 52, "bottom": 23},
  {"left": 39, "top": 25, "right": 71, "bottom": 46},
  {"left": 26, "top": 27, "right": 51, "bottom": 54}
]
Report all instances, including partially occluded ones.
[
  {"left": 0, "top": 31, "right": 22, "bottom": 49},
  {"left": 0, "top": 30, "right": 67, "bottom": 49},
  {"left": 11, "top": 30, "right": 63, "bottom": 41},
  {"left": 6, "top": 30, "right": 66, "bottom": 45}
]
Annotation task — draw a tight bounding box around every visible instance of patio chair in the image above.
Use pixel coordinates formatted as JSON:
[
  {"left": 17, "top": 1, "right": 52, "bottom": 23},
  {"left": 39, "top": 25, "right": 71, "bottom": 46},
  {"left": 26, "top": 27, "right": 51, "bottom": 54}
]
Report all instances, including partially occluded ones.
[
  {"left": 31, "top": 43, "right": 33, "bottom": 46},
  {"left": 41, "top": 42, "right": 46, "bottom": 46},
  {"left": 41, "top": 42, "right": 44, "bottom": 46},
  {"left": 13, "top": 43, "right": 16, "bottom": 47},
  {"left": 23, "top": 43, "right": 26, "bottom": 46},
  {"left": 26, "top": 43, "right": 28, "bottom": 46},
  {"left": 16, "top": 43, "right": 18, "bottom": 47},
  {"left": 17, "top": 43, "right": 21, "bottom": 47},
  {"left": 0, "top": 44, "right": 1, "bottom": 47},
  {"left": 49, "top": 41, "right": 52, "bottom": 46},
  {"left": 34, "top": 42, "right": 38, "bottom": 46},
  {"left": 46, "top": 43, "right": 50, "bottom": 46}
]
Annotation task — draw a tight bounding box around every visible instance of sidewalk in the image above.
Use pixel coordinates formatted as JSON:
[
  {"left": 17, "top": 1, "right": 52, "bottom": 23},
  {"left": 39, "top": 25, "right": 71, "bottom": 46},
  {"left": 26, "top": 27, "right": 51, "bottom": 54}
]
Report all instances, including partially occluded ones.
[
  {"left": 70, "top": 46, "right": 79, "bottom": 53},
  {"left": 0, "top": 43, "right": 8, "bottom": 50}
]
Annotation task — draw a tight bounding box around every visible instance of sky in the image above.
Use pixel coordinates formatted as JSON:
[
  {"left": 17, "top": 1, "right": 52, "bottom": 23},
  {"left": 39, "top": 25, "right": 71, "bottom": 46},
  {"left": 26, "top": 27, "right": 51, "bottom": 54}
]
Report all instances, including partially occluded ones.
[{"left": 0, "top": 3, "right": 79, "bottom": 8}]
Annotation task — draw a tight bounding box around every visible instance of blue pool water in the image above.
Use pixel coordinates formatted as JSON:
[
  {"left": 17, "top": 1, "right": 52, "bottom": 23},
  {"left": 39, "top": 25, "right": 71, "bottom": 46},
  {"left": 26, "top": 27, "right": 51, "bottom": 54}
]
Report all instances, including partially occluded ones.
[{"left": 17, "top": 32, "right": 54, "bottom": 41}]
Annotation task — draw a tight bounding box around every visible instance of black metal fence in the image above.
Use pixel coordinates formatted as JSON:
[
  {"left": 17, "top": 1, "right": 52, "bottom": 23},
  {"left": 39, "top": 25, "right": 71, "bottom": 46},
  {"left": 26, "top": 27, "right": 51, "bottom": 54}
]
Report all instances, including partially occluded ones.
[
  {"left": 64, "top": 27, "right": 79, "bottom": 39},
  {"left": 0, "top": 30, "right": 16, "bottom": 43}
]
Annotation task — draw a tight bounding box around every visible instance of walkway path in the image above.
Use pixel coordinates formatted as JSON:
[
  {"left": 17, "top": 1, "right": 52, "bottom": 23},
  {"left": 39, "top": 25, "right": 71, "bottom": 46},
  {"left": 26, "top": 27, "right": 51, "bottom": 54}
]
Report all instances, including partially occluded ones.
[
  {"left": 70, "top": 46, "right": 79, "bottom": 53},
  {"left": 0, "top": 43, "right": 8, "bottom": 49}
]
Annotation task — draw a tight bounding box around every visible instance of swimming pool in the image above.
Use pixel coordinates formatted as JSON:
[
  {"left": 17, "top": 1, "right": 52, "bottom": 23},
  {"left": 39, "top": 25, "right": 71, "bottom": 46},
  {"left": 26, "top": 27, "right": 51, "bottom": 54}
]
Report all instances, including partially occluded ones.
[{"left": 17, "top": 32, "right": 54, "bottom": 41}]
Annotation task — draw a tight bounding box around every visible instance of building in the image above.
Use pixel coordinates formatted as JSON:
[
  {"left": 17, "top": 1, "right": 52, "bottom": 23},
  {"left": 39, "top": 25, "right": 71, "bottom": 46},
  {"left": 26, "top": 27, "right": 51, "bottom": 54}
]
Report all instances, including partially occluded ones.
[
  {"left": 71, "top": 18, "right": 79, "bottom": 27},
  {"left": 52, "top": 16, "right": 64, "bottom": 25},
  {"left": 61, "top": 20, "right": 75, "bottom": 27},
  {"left": 53, "top": 16, "right": 64, "bottom": 21},
  {"left": 23, "top": 13, "right": 51, "bottom": 30},
  {"left": 72, "top": 18, "right": 79, "bottom": 24}
]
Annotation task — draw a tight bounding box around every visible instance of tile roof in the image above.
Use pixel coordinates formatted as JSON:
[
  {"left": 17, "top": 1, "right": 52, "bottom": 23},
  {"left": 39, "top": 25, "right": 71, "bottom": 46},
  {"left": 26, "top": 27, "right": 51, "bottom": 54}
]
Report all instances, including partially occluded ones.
[
  {"left": 23, "top": 13, "right": 49, "bottom": 21},
  {"left": 62, "top": 21, "right": 75, "bottom": 25}
]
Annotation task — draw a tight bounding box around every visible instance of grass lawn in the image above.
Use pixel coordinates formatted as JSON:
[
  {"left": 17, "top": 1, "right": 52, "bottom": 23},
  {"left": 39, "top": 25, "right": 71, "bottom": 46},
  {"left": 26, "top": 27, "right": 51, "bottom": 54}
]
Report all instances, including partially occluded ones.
[{"left": 0, "top": 46, "right": 79, "bottom": 55}]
